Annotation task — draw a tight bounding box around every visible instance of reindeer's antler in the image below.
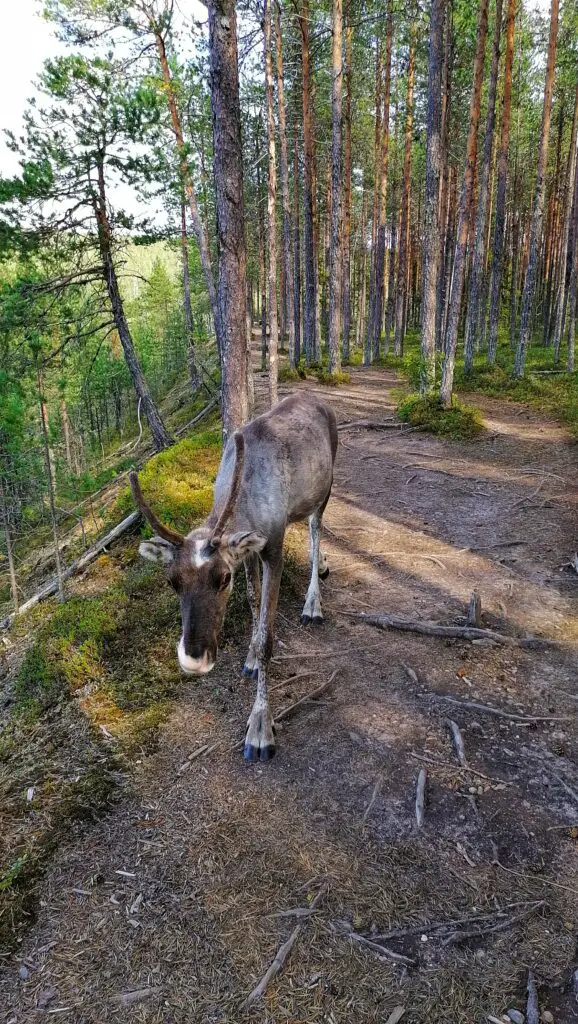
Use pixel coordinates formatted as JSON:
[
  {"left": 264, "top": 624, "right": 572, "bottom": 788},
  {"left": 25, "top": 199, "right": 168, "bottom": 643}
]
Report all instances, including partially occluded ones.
[
  {"left": 210, "top": 431, "right": 245, "bottom": 544},
  {"left": 129, "top": 470, "right": 185, "bottom": 545}
]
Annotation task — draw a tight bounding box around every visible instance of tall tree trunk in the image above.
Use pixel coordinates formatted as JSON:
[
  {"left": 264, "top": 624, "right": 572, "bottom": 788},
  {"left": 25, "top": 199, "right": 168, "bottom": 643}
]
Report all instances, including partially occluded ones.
[
  {"left": 487, "top": 0, "right": 516, "bottom": 365},
  {"left": 180, "top": 201, "right": 200, "bottom": 390},
  {"left": 436, "top": 1, "right": 452, "bottom": 350},
  {"left": 152, "top": 24, "right": 222, "bottom": 361},
  {"left": 274, "top": 0, "right": 296, "bottom": 369},
  {"left": 369, "top": 0, "right": 393, "bottom": 364},
  {"left": 328, "top": 0, "right": 343, "bottom": 374},
  {"left": 439, "top": 0, "right": 489, "bottom": 405},
  {"left": 365, "top": 40, "right": 382, "bottom": 366},
  {"left": 514, "top": 0, "right": 559, "bottom": 377},
  {"left": 94, "top": 159, "right": 172, "bottom": 451},
  {"left": 552, "top": 84, "right": 578, "bottom": 364},
  {"left": 342, "top": 13, "right": 353, "bottom": 362},
  {"left": 567, "top": 163, "right": 578, "bottom": 371},
  {"left": 293, "top": 126, "right": 302, "bottom": 365},
  {"left": 258, "top": 159, "right": 268, "bottom": 373},
  {"left": 208, "top": 0, "right": 249, "bottom": 435},
  {"left": 300, "top": 0, "right": 318, "bottom": 364},
  {"left": 264, "top": 0, "right": 279, "bottom": 405},
  {"left": 357, "top": 188, "right": 368, "bottom": 348},
  {"left": 37, "top": 367, "right": 64, "bottom": 603},
  {"left": 420, "top": 0, "right": 445, "bottom": 392},
  {"left": 0, "top": 472, "right": 19, "bottom": 613},
  {"left": 464, "top": 0, "right": 503, "bottom": 371},
  {"left": 60, "top": 397, "right": 73, "bottom": 472},
  {"left": 394, "top": 21, "right": 416, "bottom": 357}
]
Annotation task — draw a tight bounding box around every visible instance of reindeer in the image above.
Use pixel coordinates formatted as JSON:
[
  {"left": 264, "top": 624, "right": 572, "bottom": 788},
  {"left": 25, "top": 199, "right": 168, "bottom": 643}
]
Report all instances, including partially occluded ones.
[{"left": 129, "top": 392, "right": 338, "bottom": 762}]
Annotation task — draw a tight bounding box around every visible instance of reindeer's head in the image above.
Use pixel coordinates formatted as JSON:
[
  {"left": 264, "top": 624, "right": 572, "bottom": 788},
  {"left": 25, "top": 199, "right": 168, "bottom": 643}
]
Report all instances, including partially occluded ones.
[{"left": 130, "top": 434, "right": 265, "bottom": 676}]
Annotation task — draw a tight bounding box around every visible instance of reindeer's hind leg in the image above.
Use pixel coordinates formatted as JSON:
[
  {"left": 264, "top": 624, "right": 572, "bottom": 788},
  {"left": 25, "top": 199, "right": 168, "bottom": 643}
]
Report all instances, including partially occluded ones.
[
  {"left": 242, "top": 553, "right": 261, "bottom": 679},
  {"left": 301, "top": 504, "right": 327, "bottom": 625}
]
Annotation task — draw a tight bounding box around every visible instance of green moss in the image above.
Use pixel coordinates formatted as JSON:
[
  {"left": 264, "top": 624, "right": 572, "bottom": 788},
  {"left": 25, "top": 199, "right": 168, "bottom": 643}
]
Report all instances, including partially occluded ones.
[
  {"left": 397, "top": 393, "right": 484, "bottom": 439},
  {"left": 313, "top": 368, "right": 351, "bottom": 386},
  {"left": 278, "top": 365, "right": 306, "bottom": 382}
]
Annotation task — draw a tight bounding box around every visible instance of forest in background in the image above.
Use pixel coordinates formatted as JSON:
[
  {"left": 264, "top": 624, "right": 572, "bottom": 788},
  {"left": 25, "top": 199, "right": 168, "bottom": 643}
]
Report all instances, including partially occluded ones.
[{"left": 0, "top": 0, "right": 577, "bottom": 621}]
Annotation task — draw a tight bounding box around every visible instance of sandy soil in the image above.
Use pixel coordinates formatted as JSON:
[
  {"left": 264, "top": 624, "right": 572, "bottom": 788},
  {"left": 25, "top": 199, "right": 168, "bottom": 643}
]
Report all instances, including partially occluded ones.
[{"left": 1, "top": 366, "right": 577, "bottom": 1023}]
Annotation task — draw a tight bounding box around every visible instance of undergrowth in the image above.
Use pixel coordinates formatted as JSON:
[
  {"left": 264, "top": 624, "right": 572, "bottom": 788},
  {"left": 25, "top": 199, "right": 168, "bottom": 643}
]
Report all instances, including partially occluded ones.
[{"left": 397, "top": 393, "right": 484, "bottom": 439}]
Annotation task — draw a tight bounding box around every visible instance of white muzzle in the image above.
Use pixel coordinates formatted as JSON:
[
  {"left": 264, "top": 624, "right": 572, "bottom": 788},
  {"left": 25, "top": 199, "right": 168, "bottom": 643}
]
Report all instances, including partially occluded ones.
[{"left": 177, "top": 638, "right": 215, "bottom": 675}]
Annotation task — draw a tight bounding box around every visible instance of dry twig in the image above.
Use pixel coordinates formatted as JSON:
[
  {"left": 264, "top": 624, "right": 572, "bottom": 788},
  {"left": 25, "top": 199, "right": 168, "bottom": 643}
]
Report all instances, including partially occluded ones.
[
  {"left": 445, "top": 719, "right": 469, "bottom": 767},
  {"left": 355, "top": 611, "right": 558, "bottom": 650},
  {"left": 415, "top": 769, "right": 427, "bottom": 827},
  {"left": 526, "top": 970, "right": 540, "bottom": 1024},
  {"left": 434, "top": 694, "right": 569, "bottom": 723},
  {"left": 442, "top": 902, "right": 545, "bottom": 945},
  {"left": 362, "top": 775, "right": 383, "bottom": 823},
  {"left": 276, "top": 670, "right": 339, "bottom": 723}
]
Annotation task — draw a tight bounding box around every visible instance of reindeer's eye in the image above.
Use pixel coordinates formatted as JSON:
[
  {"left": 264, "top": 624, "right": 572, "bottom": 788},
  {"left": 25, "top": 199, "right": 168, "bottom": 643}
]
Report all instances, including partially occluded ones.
[{"left": 219, "top": 571, "right": 232, "bottom": 591}]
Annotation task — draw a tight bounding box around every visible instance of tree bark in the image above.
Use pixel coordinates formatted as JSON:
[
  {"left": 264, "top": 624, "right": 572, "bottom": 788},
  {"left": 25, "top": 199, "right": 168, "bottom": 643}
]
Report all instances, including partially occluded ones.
[
  {"left": 60, "top": 397, "right": 73, "bottom": 472},
  {"left": 365, "top": 40, "right": 382, "bottom": 366},
  {"left": 552, "top": 84, "right": 578, "bottom": 364},
  {"left": 0, "top": 472, "right": 19, "bottom": 613},
  {"left": 369, "top": 0, "right": 393, "bottom": 364},
  {"left": 420, "top": 0, "right": 445, "bottom": 392},
  {"left": 208, "top": 0, "right": 249, "bottom": 435},
  {"left": 342, "top": 13, "right": 353, "bottom": 363},
  {"left": 514, "top": 0, "right": 559, "bottom": 377},
  {"left": 180, "top": 201, "right": 200, "bottom": 390},
  {"left": 300, "top": 0, "right": 318, "bottom": 365},
  {"left": 394, "top": 22, "right": 416, "bottom": 357},
  {"left": 327, "top": 0, "right": 344, "bottom": 374},
  {"left": 439, "top": 0, "right": 489, "bottom": 405},
  {"left": 274, "top": 0, "right": 296, "bottom": 370},
  {"left": 293, "top": 126, "right": 302, "bottom": 365},
  {"left": 258, "top": 158, "right": 268, "bottom": 372},
  {"left": 264, "top": 0, "right": 279, "bottom": 405},
  {"left": 94, "top": 159, "right": 172, "bottom": 451},
  {"left": 152, "top": 24, "right": 222, "bottom": 361},
  {"left": 38, "top": 367, "right": 64, "bottom": 602},
  {"left": 464, "top": 0, "right": 503, "bottom": 372},
  {"left": 487, "top": 0, "right": 516, "bottom": 365},
  {"left": 566, "top": 148, "right": 578, "bottom": 372}
]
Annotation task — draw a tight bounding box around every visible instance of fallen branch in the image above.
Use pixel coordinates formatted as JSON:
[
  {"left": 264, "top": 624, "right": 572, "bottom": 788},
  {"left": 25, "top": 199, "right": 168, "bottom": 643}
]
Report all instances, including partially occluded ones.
[
  {"left": 355, "top": 610, "right": 561, "bottom": 650},
  {"left": 510, "top": 480, "right": 545, "bottom": 511},
  {"left": 446, "top": 719, "right": 468, "bottom": 768},
  {"left": 362, "top": 774, "right": 383, "bottom": 824},
  {"left": 410, "top": 751, "right": 512, "bottom": 786},
  {"left": 442, "top": 902, "right": 546, "bottom": 946},
  {"left": 346, "top": 931, "right": 415, "bottom": 965},
  {"left": 369, "top": 902, "right": 544, "bottom": 944},
  {"left": 174, "top": 395, "right": 220, "bottom": 437},
  {"left": 415, "top": 769, "right": 427, "bottom": 827},
  {"left": 337, "top": 419, "right": 401, "bottom": 431},
  {"left": 275, "top": 670, "right": 340, "bottom": 723},
  {"left": 242, "top": 889, "right": 324, "bottom": 1007},
  {"left": 0, "top": 511, "right": 140, "bottom": 631},
  {"left": 434, "top": 694, "right": 570, "bottom": 724},
  {"left": 526, "top": 970, "right": 540, "bottom": 1024}
]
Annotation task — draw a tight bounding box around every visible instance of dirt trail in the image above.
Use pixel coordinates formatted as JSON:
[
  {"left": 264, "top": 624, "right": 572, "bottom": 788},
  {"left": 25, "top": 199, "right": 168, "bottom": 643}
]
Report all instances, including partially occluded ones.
[{"left": 1, "top": 367, "right": 577, "bottom": 1023}]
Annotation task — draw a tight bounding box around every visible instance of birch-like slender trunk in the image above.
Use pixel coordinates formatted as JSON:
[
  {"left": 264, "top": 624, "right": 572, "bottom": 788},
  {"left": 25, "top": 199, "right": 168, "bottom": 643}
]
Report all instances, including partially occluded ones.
[
  {"left": 394, "top": 22, "right": 416, "bottom": 357},
  {"left": 0, "top": 472, "right": 19, "bottom": 613},
  {"left": 342, "top": 15, "right": 353, "bottom": 362},
  {"left": 300, "top": 0, "right": 318, "bottom": 364},
  {"left": 552, "top": 84, "right": 578, "bottom": 364},
  {"left": 328, "top": 0, "right": 343, "bottom": 374},
  {"left": 264, "top": 0, "right": 279, "bottom": 405},
  {"left": 274, "top": 0, "right": 296, "bottom": 369},
  {"left": 440, "top": 0, "right": 489, "bottom": 405},
  {"left": 293, "top": 127, "right": 302, "bottom": 364},
  {"left": 514, "top": 0, "right": 559, "bottom": 377},
  {"left": 369, "top": 0, "right": 393, "bottom": 363}
]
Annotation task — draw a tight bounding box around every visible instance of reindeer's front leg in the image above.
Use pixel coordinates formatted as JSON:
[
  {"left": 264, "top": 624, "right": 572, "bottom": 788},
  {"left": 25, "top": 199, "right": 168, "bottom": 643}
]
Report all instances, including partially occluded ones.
[
  {"left": 244, "top": 545, "right": 283, "bottom": 762},
  {"left": 242, "top": 553, "right": 261, "bottom": 679}
]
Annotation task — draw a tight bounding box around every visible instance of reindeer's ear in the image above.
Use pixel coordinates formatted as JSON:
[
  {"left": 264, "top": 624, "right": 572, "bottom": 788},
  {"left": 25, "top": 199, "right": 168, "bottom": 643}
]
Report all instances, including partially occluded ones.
[
  {"left": 219, "top": 531, "right": 267, "bottom": 562},
  {"left": 138, "top": 536, "right": 177, "bottom": 565}
]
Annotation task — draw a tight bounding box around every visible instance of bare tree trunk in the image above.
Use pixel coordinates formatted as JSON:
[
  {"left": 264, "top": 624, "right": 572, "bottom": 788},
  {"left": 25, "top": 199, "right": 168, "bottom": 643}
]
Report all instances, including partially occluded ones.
[
  {"left": 394, "top": 22, "right": 416, "bottom": 357},
  {"left": 357, "top": 188, "right": 368, "bottom": 348},
  {"left": 440, "top": 0, "right": 489, "bottom": 405},
  {"left": 365, "top": 40, "right": 382, "bottom": 366},
  {"left": 293, "top": 126, "right": 302, "bottom": 364},
  {"left": 327, "top": 0, "right": 343, "bottom": 374},
  {"left": 258, "top": 159, "right": 268, "bottom": 373},
  {"left": 464, "top": 0, "right": 503, "bottom": 372},
  {"left": 94, "top": 159, "right": 172, "bottom": 451},
  {"left": 274, "top": 0, "right": 296, "bottom": 370},
  {"left": 436, "top": 2, "right": 452, "bottom": 351},
  {"left": 487, "top": 0, "right": 516, "bottom": 365},
  {"left": 420, "top": 0, "right": 445, "bottom": 392},
  {"left": 264, "top": 0, "right": 279, "bottom": 405},
  {"left": 208, "top": 0, "right": 249, "bottom": 435},
  {"left": 515, "top": 0, "right": 559, "bottom": 378},
  {"left": 180, "top": 201, "right": 200, "bottom": 390},
  {"left": 60, "top": 397, "right": 73, "bottom": 472},
  {"left": 552, "top": 84, "right": 578, "bottom": 364},
  {"left": 152, "top": 24, "right": 222, "bottom": 361},
  {"left": 342, "top": 13, "right": 353, "bottom": 363},
  {"left": 567, "top": 156, "right": 578, "bottom": 372},
  {"left": 300, "top": 0, "right": 318, "bottom": 365},
  {"left": 38, "top": 367, "right": 64, "bottom": 603},
  {"left": 369, "top": 0, "right": 393, "bottom": 364},
  {"left": 0, "top": 472, "right": 19, "bottom": 613}
]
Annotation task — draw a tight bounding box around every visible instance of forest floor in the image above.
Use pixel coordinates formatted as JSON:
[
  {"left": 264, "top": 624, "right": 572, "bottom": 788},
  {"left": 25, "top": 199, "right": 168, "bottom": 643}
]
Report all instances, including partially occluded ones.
[{"left": 1, "top": 363, "right": 577, "bottom": 1024}]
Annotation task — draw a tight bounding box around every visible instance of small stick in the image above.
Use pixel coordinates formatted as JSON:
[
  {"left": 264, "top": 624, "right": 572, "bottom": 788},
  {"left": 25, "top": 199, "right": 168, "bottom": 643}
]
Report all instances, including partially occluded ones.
[
  {"left": 445, "top": 719, "right": 468, "bottom": 768},
  {"left": 355, "top": 611, "right": 557, "bottom": 649},
  {"left": 510, "top": 480, "right": 545, "bottom": 510},
  {"left": 368, "top": 902, "right": 539, "bottom": 943},
  {"left": 337, "top": 419, "right": 400, "bottom": 431},
  {"left": 362, "top": 774, "right": 383, "bottom": 823},
  {"left": 526, "top": 970, "right": 539, "bottom": 1024},
  {"left": 435, "top": 694, "right": 569, "bottom": 724},
  {"left": 242, "top": 889, "right": 324, "bottom": 1007},
  {"left": 442, "top": 902, "right": 546, "bottom": 945},
  {"left": 401, "top": 663, "right": 419, "bottom": 685},
  {"left": 347, "top": 932, "right": 415, "bottom": 965},
  {"left": 385, "top": 1008, "right": 405, "bottom": 1024},
  {"left": 410, "top": 751, "right": 511, "bottom": 786},
  {"left": 276, "top": 670, "right": 339, "bottom": 723},
  {"left": 415, "top": 769, "right": 427, "bottom": 827}
]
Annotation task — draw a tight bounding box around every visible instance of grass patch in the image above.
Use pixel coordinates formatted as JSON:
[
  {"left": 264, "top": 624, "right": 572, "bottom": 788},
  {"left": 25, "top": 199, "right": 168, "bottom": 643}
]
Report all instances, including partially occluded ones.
[
  {"left": 397, "top": 393, "right": 484, "bottom": 439},
  {"left": 313, "top": 368, "right": 351, "bottom": 386},
  {"left": 278, "top": 365, "right": 306, "bottom": 383}
]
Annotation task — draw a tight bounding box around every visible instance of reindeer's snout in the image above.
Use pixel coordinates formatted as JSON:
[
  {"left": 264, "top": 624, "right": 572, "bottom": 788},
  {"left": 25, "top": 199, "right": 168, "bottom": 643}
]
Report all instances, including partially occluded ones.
[{"left": 177, "top": 637, "right": 215, "bottom": 675}]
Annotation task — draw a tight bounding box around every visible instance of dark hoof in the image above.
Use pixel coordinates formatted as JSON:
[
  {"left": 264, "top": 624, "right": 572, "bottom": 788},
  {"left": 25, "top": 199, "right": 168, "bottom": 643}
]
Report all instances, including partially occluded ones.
[
  {"left": 300, "top": 614, "right": 312, "bottom": 625},
  {"left": 242, "top": 664, "right": 258, "bottom": 679},
  {"left": 319, "top": 566, "right": 330, "bottom": 580},
  {"left": 243, "top": 743, "right": 259, "bottom": 762},
  {"left": 259, "top": 744, "right": 276, "bottom": 762},
  {"left": 312, "top": 615, "right": 324, "bottom": 625}
]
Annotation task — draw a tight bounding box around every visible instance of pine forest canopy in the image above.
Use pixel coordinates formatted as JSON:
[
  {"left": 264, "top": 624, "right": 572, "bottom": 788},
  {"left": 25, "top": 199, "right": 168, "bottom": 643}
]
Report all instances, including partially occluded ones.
[{"left": 0, "top": 0, "right": 577, "bottom": 611}]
